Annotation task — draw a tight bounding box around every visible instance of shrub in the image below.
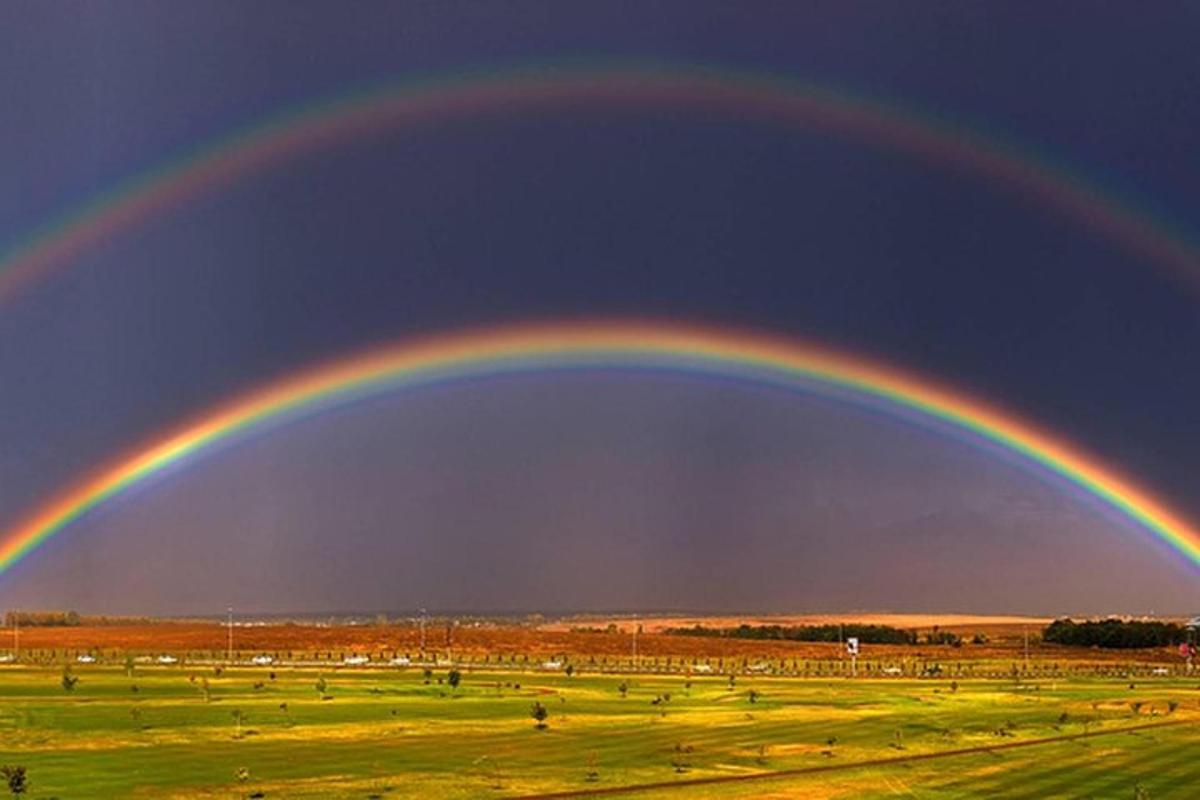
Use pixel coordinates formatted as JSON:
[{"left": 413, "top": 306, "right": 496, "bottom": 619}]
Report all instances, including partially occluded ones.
[
  {"left": 530, "top": 701, "right": 548, "bottom": 729},
  {"left": 1, "top": 765, "right": 27, "bottom": 796}
]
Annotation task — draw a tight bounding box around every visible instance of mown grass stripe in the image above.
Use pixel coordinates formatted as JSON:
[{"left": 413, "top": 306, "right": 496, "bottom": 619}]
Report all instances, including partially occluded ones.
[{"left": 512, "top": 719, "right": 1197, "bottom": 799}]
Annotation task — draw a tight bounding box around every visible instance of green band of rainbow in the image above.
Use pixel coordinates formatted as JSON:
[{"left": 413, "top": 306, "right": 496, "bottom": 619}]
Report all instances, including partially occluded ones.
[
  {"left": 2, "top": 61, "right": 1198, "bottom": 302},
  {"left": 3, "top": 320, "right": 1198, "bottom": 576}
]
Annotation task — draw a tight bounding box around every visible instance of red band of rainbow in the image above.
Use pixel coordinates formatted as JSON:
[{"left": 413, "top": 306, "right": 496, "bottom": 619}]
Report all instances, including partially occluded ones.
[
  {"left": 2, "top": 62, "right": 1198, "bottom": 303},
  {"left": 3, "top": 320, "right": 1198, "bottom": 577}
]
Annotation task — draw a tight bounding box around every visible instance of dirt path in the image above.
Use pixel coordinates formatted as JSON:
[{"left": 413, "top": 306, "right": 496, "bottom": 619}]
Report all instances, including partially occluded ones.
[{"left": 512, "top": 718, "right": 1197, "bottom": 799}]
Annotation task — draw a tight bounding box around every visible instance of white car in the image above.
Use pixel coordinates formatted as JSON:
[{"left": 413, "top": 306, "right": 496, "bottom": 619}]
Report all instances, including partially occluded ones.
[
  {"left": 389, "top": 656, "right": 411, "bottom": 666},
  {"left": 342, "top": 654, "right": 370, "bottom": 666},
  {"left": 251, "top": 655, "right": 275, "bottom": 666},
  {"left": 156, "top": 655, "right": 179, "bottom": 664},
  {"left": 1151, "top": 667, "right": 1171, "bottom": 676},
  {"left": 0, "top": 654, "right": 13, "bottom": 663},
  {"left": 76, "top": 654, "right": 97, "bottom": 664},
  {"left": 541, "top": 660, "right": 563, "bottom": 671},
  {"left": 881, "top": 666, "right": 904, "bottom": 676}
]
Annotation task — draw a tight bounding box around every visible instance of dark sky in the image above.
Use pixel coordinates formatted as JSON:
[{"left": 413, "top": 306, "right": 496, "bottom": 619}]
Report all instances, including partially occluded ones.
[{"left": 1, "top": 2, "right": 1199, "bottom": 615}]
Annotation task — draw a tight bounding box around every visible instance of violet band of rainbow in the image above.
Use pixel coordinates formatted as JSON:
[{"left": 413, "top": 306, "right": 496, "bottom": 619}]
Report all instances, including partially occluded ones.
[
  {"left": 3, "top": 321, "right": 1198, "bottom": 576},
  {"left": 2, "top": 62, "right": 1199, "bottom": 302}
]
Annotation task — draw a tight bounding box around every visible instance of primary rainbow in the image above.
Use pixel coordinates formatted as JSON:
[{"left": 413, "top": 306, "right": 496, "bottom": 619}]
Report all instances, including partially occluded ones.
[
  {"left": 2, "top": 320, "right": 1199, "bottom": 576},
  {"left": 2, "top": 61, "right": 1199, "bottom": 302}
]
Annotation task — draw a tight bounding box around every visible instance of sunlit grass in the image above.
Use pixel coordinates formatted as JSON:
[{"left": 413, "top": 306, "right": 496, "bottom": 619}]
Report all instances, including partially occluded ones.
[{"left": 0, "top": 665, "right": 1195, "bottom": 798}]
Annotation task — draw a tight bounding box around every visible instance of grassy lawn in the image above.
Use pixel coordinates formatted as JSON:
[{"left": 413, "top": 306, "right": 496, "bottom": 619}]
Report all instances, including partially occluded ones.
[{"left": 0, "top": 665, "right": 1196, "bottom": 798}]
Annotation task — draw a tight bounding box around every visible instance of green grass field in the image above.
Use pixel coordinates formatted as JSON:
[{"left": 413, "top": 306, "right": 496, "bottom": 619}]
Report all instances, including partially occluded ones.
[{"left": 1, "top": 665, "right": 1197, "bottom": 798}]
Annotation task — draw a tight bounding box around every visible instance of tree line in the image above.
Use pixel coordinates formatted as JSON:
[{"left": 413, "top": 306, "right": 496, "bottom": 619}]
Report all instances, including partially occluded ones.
[
  {"left": 1041, "top": 618, "right": 1189, "bottom": 649},
  {"left": 664, "top": 623, "right": 919, "bottom": 645},
  {"left": 3, "top": 611, "right": 156, "bottom": 627}
]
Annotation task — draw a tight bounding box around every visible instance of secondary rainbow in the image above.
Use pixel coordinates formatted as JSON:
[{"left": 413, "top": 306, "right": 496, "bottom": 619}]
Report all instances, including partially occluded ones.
[
  {"left": 2, "top": 61, "right": 1199, "bottom": 302},
  {"left": 3, "top": 320, "right": 1199, "bottom": 576}
]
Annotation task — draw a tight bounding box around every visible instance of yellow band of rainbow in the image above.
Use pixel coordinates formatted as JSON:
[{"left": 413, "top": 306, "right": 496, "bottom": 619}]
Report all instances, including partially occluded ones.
[
  {"left": 2, "top": 61, "right": 1198, "bottom": 303},
  {"left": 3, "top": 320, "right": 1198, "bottom": 576}
]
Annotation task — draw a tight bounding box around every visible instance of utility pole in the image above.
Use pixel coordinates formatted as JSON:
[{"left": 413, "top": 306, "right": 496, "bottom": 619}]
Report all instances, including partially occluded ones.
[
  {"left": 419, "top": 608, "right": 427, "bottom": 654},
  {"left": 12, "top": 611, "right": 18, "bottom": 662},
  {"left": 1023, "top": 627, "right": 1030, "bottom": 669},
  {"left": 227, "top": 607, "right": 234, "bottom": 663},
  {"left": 632, "top": 623, "right": 639, "bottom": 663}
]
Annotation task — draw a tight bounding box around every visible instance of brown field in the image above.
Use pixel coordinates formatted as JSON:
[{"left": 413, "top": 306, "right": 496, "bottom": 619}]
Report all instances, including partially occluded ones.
[
  {"left": 541, "top": 611, "right": 1053, "bottom": 634},
  {"left": 4, "top": 612, "right": 1185, "bottom": 664}
]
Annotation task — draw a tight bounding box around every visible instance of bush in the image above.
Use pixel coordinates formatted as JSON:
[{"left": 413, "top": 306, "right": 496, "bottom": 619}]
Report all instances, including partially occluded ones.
[
  {"left": 530, "top": 701, "right": 548, "bottom": 729},
  {"left": 0, "top": 765, "right": 27, "bottom": 796}
]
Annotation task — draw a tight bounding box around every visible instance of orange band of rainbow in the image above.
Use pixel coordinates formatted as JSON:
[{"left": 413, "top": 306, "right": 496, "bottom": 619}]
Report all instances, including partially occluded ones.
[
  {"left": 3, "top": 321, "right": 1198, "bottom": 576},
  {"left": 2, "top": 62, "right": 1198, "bottom": 303}
]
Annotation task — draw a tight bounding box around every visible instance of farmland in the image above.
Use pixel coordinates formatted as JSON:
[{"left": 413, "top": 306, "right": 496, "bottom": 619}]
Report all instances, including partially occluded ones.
[{"left": 1, "top": 618, "right": 1198, "bottom": 798}]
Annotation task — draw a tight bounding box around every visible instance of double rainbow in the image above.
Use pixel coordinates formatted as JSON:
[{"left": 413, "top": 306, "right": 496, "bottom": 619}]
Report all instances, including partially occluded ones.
[{"left": 3, "top": 320, "right": 1199, "bottom": 576}]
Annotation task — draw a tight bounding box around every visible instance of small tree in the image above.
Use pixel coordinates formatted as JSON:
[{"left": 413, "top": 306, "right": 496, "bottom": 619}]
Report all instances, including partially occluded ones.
[
  {"left": 0, "top": 765, "right": 27, "bottom": 796},
  {"left": 531, "top": 701, "right": 549, "bottom": 730},
  {"left": 235, "top": 767, "right": 250, "bottom": 800},
  {"left": 671, "top": 742, "right": 693, "bottom": 773},
  {"left": 618, "top": 681, "right": 628, "bottom": 699},
  {"left": 60, "top": 666, "right": 78, "bottom": 692},
  {"left": 447, "top": 669, "right": 461, "bottom": 691},
  {"left": 565, "top": 664, "right": 575, "bottom": 678},
  {"left": 315, "top": 676, "right": 328, "bottom": 699},
  {"left": 231, "top": 708, "right": 246, "bottom": 739}
]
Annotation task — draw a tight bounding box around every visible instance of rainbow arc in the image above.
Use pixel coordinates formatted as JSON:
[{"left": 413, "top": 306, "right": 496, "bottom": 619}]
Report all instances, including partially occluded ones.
[
  {"left": 2, "top": 62, "right": 1199, "bottom": 302},
  {"left": 3, "top": 320, "right": 1198, "bottom": 576}
]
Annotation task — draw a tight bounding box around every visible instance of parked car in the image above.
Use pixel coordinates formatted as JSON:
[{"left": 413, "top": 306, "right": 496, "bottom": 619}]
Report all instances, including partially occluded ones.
[
  {"left": 389, "top": 656, "right": 411, "bottom": 666},
  {"left": 343, "top": 654, "right": 369, "bottom": 665},
  {"left": 76, "top": 654, "right": 97, "bottom": 663},
  {"left": 156, "top": 655, "right": 179, "bottom": 664},
  {"left": 251, "top": 654, "right": 275, "bottom": 666}
]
